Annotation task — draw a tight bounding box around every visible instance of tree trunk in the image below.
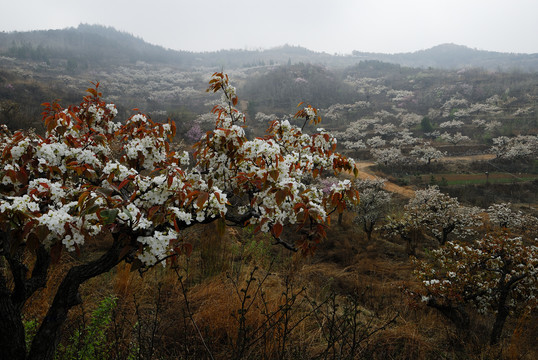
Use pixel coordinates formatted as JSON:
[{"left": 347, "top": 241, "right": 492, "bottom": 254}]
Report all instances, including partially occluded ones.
[
  {"left": 27, "top": 234, "right": 135, "bottom": 360},
  {"left": 1, "top": 232, "right": 51, "bottom": 360},
  {"left": 364, "top": 222, "right": 374, "bottom": 242},
  {"left": 403, "top": 233, "right": 416, "bottom": 257},
  {"left": 490, "top": 290, "right": 510, "bottom": 345},
  {"left": 440, "top": 224, "right": 455, "bottom": 245},
  {"left": 0, "top": 290, "right": 26, "bottom": 360}
]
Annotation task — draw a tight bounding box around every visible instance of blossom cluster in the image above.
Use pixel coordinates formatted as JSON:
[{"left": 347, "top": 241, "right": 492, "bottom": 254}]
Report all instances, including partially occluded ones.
[{"left": 195, "top": 73, "right": 358, "bottom": 250}]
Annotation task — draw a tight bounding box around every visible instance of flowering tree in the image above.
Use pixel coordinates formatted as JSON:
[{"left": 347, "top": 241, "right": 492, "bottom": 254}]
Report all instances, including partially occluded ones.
[
  {"left": 439, "top": 132, "right": 470, "bottom": 145},
  {"left": 383, "top": 187, "right": 481, "bottom": 253},
  {"left": 0, "top": 73, "right": 358, "bottom": 360},
  {"left": 404, "top": 186, "right": 482, "bottom": 245},
  {"left": 185, "top": 122, "right": 203, "bottom": 143},
  {"left": 373, "top": 123, "right": 397, "bottom": 137},
  {"left": 350, "top": 179, "right": 391, "bottom": 241},
  {"left": 439, "top": 120, "right": 464, "bottom": 129},
  {"left": 486, "top": 202, "right": 538, "bottom": 235},
  {"left": 409, "top": 143, "right": 445, "bottom": 165},
  {"left": 399, "top": 112, "right": 422, "bottom": 128},
  {"left": 342, "top": 139, "right": 367, "bottom": 150},
  {"left": 491, "top": 135, "right": 538, "bottom": 160},
  {"left": 366, "top": 136, "right": 386, "bottom": 148},
  {"left": 413, "top": 233, "right": 538, "bottom": 345},
  {"left": 390, "top": 130, "right": 419, "bottom": 147},
  {"left": 381, "top": 212, "right": 422, "bottom": 256},
  {"left": 371, "top": 147, "right": 407, "bottom": 167}
]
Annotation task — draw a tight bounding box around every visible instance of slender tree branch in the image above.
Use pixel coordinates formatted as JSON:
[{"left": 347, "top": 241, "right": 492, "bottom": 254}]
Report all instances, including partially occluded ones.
[{"left": 272, "top": 234, "right": 298, "bottom": 252}]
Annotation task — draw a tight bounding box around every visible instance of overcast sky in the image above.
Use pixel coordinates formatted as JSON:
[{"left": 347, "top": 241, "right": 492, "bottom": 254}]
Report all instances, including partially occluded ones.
[{"left": 1, "top": 0, "right": 537, "bottom": 54}]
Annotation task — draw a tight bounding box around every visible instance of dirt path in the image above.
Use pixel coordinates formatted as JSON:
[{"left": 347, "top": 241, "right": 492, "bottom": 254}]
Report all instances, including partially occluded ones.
[
  {"left": 354, "top": 161, "right": 416, "bottom": 198},
  {"left": 439, "top": 154, "right": 495, "bottom": 163},
  {"left": 354, "top": 153, "right": 496, "bottom": 199}
]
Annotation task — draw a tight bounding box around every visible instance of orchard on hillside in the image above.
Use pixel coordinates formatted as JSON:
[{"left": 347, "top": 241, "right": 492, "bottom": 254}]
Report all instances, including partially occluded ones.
[{"left": 0, "top": 73, "right": 358, "bottom": 360}]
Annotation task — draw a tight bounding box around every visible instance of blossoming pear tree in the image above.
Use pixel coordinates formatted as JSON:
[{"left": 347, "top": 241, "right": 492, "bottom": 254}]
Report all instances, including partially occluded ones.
[
  {"left": 350, "top": 178, "right": 391, "bottom": 241},
  {"left": 409, "top": 143, "right": 445, "bottom": 165},
  {"left": 487, "top": 202, "right": 538, "bottom": 234},
  {"left": 401, "top": 186, "right": 482, "bottom": 245},
  {"left": 413, "top": 233, "right": 538, "bottom": 345},
  {"left": 0, "top": 73, "right": 358, "bottom": 360}
]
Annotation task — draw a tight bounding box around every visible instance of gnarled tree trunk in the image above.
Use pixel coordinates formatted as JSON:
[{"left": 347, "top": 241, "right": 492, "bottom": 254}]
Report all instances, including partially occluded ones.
[
  {"left": 0, "top": 230, "right": 136, "bottom": 360},
  {"left": 27, "top": 234, "right": 134, "bottom": 360}
]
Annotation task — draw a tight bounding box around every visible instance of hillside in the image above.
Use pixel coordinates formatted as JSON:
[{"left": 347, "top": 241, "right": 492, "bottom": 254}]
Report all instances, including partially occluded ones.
[
  {"left": 1, "top": 24, "right": 537, "bottom": 71},
  {"left": 1, "top": 24, "right": 538, "bottom": 360}
]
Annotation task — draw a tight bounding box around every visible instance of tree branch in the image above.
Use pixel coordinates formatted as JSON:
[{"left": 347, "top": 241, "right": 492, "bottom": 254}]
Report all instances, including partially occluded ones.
[
  {"left": 225, "top": 208, "right": 259, "bottom": 226},
  {"left": 272, "top": 235, "right": 298, "bottom": 252},
  {"left": 24, "top": 245, "right": 50, "bottom": 304},
  {"left": 1, "top": 230, "right": 28, "bottom": 310}
]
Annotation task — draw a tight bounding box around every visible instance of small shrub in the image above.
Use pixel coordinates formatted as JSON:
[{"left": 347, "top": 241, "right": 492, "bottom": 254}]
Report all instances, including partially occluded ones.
[{"left": 55, "top": 296, "right": 117, "bottom": 360}]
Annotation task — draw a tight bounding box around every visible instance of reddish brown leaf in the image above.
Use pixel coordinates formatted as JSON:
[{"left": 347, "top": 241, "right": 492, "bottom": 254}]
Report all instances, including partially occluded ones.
[
  {"left": 148, "top": 205, "right": 160, "bottom": 219},
  {"left": 196, "top": 191, "right": 209, "bottom": 210},
  {"left": 118, "top": 178, "right": 130, "bottom": 190},
  {"left": 272, "top": 223, "right": 283, "bottom": 238},
  {"left": 275, "top": 189, "right": 287, "bottom": 206}
]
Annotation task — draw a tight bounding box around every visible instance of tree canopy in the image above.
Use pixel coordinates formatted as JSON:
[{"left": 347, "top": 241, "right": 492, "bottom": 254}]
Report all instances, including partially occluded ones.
[{"left": 0, "top": 73, "right": 358, "bottom": 359}]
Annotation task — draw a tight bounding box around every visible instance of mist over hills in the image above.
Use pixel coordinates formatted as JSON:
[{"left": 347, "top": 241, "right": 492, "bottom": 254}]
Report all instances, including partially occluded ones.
[{"left": 1, "top": 24, "right": 537, "bottom": 71}]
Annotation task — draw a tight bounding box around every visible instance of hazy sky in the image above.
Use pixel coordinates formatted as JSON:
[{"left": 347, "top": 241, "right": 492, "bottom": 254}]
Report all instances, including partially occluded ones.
[{"left": 1, "top": 0, "right": 537, "bottom": 54}]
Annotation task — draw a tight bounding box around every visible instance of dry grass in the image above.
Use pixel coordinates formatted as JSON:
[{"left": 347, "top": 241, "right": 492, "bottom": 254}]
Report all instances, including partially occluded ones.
[{"left": 17, "top": 211, "right": 538, "bottom": 359}]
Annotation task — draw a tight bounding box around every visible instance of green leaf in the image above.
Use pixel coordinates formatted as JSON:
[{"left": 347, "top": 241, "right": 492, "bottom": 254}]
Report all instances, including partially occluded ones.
[{"left": 100, "top": 209, "right": 119, "bottom": 225}]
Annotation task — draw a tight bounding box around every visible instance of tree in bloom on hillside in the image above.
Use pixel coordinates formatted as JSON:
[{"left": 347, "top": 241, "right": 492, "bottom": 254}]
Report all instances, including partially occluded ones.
[
  {"left": 371, "top": 147, "right": 407, "bottom": 167},
  {"left": 185, "top": 122, "right": 203, "bottom": 143},
  {"left": 491, "top": 135, "right": 538, "bottom": 160},
  {"left": 409, "top": 143, "right": 445, "bottom": 165},
  {"left": 486, "top": 202, "right": 538, "bottom": 235},
  {"left": 390, "top": 130, "right": 419, "bottom": 147},
  {"left": 350, "top": 178, "right": 391, "bottom": 241},
  {"left": 0, "top": 73, "right": 358, "bottom": 360},
  {"left": 404, "top": 186, "right": 482, "bottom": 245},
  {"left": 413, "top": 233, "right": 538, "bottom": 345},
  {"left": 439, "top": 132, "right": 470, "bottom": 145},
  {"left": 439, "top": 120, "right": 464, "bottom": 129},
  {"left": 383, "top": 187, "right": 482, "bottom": 252},
  {"left": 342, "top": 139, "right": 367, "bottom": 150},
  {"left": 366, "top": 136, "right": 386, "bottom": 148}
]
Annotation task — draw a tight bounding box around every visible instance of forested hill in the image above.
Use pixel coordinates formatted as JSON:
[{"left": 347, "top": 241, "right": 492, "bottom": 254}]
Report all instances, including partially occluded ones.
[
  {"left": 1, "top": 24, "right": 537, "bottom": 71},
  {"left": 0, "top": 24, "right": 194, "bottom": 68}
]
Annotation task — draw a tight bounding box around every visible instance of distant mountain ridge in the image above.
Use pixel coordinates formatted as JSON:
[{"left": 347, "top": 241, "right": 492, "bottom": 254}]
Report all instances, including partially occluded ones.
[
  {"left": 352, "top": 43, "right": 538, "bottom": 71},
  {"left": 1, "top": 24, "right": 537, "bottom": 71}
]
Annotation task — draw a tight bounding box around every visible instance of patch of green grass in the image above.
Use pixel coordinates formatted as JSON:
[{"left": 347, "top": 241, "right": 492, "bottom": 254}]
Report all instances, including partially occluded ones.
[
  {"left": 445, "top": 176, "right": 537, "bottom": 186},
  {"left": 405, "top": 173, "right": 538, "bottom": 187}
]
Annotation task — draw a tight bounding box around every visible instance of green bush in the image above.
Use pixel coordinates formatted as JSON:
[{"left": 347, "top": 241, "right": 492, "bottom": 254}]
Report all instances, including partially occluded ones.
[{"left": 55, "top": 296, "right": 117, "bottom": 360}]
